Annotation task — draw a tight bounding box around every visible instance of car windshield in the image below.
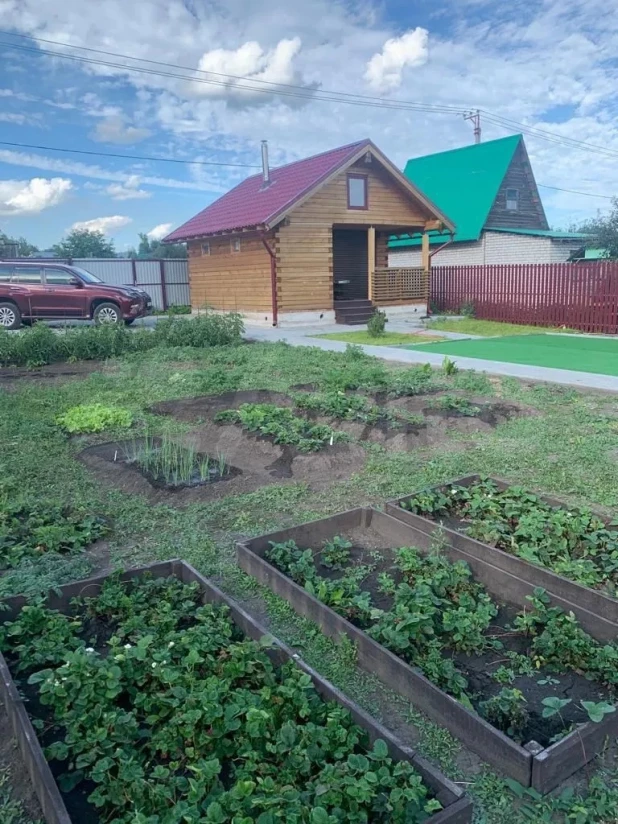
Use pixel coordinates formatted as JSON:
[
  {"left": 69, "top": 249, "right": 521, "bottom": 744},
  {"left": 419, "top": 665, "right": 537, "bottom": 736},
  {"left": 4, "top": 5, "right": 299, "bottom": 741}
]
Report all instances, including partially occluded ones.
[{"left": 70, "top": 266, "right": 104, "bottom": 284}]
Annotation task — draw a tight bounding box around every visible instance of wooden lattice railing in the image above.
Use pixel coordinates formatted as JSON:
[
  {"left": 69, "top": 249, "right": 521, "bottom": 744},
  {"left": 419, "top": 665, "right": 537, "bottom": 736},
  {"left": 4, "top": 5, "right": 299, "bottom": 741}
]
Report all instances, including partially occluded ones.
[{"left": 373, "top": 267, "right": 428, "bottom": 304}]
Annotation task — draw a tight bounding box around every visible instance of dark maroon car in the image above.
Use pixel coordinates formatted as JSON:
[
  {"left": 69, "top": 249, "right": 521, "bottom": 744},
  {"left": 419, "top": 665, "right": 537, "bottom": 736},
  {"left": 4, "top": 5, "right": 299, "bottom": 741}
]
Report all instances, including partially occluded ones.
[{"left": 0, "top": 262, "right": 152, "bottom": 329}]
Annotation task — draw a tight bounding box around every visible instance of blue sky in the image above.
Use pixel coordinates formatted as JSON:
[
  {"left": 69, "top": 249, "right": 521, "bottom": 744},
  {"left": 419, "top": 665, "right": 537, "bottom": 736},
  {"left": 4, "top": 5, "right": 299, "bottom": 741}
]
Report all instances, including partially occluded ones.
[{"left": 0, "top": 0, "right": 617, "bottom": 251}]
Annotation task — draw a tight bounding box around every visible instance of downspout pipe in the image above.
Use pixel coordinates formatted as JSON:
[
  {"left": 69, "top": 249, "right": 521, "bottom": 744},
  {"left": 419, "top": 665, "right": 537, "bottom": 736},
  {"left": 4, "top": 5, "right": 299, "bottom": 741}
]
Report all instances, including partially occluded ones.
[
  {"left": 260, "top": 232, "right": 278, "bottom": 327},
  {"left": 426, "top": 232, "right": 455, "bottom": 317}
]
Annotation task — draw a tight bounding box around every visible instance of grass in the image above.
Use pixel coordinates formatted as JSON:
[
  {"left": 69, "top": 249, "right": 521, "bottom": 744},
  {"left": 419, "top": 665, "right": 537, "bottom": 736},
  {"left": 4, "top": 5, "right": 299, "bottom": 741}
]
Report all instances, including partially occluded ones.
[
  {"left": 427, "top": 318, "right": 580, "bottom": 337},
  {"left": 314, "top": 330, "right": 444, "bottom": 345},
  {"left": 403, "top": 334, "right": 618, "bottom": 376},
  {"left": 2, "top": 340, "right": 618, "bottom": 821}
]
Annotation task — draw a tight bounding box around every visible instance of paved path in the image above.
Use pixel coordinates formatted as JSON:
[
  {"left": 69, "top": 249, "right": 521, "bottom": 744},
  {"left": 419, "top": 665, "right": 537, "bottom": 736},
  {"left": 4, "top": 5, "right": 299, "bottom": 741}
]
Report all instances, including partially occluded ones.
[{"left": 244, "top": 324, "right": 618, "bottom": 392}]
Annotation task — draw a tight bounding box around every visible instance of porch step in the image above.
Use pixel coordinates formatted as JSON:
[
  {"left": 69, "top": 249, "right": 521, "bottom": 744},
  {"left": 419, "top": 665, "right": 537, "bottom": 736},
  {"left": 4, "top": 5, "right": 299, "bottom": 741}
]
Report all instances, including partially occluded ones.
[{"left": 335, "top": 300, "right": 376, "bottom": 326}]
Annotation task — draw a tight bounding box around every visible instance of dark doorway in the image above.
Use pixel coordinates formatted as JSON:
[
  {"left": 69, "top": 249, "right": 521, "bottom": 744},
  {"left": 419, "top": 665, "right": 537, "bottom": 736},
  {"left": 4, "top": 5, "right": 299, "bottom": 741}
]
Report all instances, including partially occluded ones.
[{"left": 332, "top": 229, "right": 368, "bottom": 301}]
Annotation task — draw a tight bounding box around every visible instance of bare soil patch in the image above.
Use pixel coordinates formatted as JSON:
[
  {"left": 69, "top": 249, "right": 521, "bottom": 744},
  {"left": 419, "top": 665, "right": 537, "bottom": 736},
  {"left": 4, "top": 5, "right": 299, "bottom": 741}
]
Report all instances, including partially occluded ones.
[
  {"left": 80, "top": 391, "right": 367, "bottom": 505},
  {"left": 0, "top": 360, "right": 115, "bottom": 391}
]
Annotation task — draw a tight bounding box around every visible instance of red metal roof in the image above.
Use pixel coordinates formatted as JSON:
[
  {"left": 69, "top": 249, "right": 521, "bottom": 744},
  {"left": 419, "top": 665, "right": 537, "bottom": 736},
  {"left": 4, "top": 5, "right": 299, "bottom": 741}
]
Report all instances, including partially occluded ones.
[{"left": 164, "top": 139, "right": 372, "bottom": 242}]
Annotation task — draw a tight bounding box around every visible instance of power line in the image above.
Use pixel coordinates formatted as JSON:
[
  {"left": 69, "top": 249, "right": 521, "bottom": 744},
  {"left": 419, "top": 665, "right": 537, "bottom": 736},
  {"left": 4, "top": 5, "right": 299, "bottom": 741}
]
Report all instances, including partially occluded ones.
[
  {"left": 4, "top": 30, "right": 618, "bottom": 162},
  {"left": 0, "top": 30, "right": 468, "bottom": 115},
  {"left": 537, "top": 183, "right": 613, "bottom": 200},
  {"left": 0, "top": 139, "right": 260, "bottom": 168}
]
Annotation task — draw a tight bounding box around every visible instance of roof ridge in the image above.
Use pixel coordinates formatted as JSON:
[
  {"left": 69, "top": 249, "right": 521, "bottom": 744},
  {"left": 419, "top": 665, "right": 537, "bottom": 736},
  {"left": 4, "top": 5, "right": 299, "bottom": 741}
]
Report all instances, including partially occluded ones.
[
  {"left": 408, "top": 134, "right": 521, "bottom": 164},
  {"left": 264, "top": 138, "right": 371, "bottom": 176}
]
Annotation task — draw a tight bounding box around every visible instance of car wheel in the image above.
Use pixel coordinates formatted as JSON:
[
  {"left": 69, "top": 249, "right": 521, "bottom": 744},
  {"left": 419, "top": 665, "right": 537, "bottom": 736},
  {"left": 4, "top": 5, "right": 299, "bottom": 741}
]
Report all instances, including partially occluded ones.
[
  {"left": 93, "top": 302, "right": 121, "bottom": 325},
  {"left": 0, "top": 302, "right": 21, "bottom": 330}
]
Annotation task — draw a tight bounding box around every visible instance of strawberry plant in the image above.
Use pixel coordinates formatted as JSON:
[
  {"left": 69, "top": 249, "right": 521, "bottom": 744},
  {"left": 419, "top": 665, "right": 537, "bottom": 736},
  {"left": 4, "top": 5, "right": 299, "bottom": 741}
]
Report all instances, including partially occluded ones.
[
  {"left": 0, "top": 499, "right": 108, "bottom": 569},
  {"left": 480, "top": 688, "right": 529, "bottom": 740},
  {"left": 320, "top": 536, "right": 352, "bottom": 569},
  {"left": 402, "top": 479, "right": 618, "bottom": 596},
  {"left": 216, "top": 403, "right": 347, "bottom": 452},
  {"left": 0, "top": 575, "right": 442, "bottom": 823}
]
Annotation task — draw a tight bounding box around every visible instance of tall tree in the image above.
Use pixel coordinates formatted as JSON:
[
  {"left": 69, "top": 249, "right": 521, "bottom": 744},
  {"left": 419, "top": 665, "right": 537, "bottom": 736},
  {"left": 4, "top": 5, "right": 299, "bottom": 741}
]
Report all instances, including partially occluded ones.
[
  {"left": 0, "top": 231, "right": 39, "bottom": 257},
  {"left": 52, "top": 229, "right": 116, "bottom": 259},
  {"left": 135, "top": 232, "right": 187, "bottom": 259},
  {"left": 571, "top": 198, "right": 618, "bottom": 258}
]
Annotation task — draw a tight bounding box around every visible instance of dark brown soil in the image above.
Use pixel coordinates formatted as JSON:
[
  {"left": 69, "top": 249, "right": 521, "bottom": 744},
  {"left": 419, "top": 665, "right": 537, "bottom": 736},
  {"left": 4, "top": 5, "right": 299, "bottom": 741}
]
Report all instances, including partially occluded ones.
[
  {"left": 149, "top": 389, "right": 295, "bottom": 421},
  {"left": 0, "top": 708, "right": 42, "bottom": 821},
  {"left": 0, "top": 360, "right": 114, "bottom": 390},
  {"left": 266, "top": 527, "right": 613, "bottom": 749}
]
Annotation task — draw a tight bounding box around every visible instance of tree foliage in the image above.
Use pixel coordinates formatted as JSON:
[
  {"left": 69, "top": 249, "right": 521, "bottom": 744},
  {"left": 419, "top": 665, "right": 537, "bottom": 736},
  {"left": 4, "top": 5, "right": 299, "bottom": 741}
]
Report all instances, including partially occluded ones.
[
  {"left": 128, "top": 233, "right": 186, "bottom": 259},
  {"left": 52, "top": 229, "right": 116, "bottom": 259},
  {"left": 571, "top": 197, "right": 618, "bottom": 258},
  {"left": 0, "top": 231, "right": 39, "bottom": 257}
]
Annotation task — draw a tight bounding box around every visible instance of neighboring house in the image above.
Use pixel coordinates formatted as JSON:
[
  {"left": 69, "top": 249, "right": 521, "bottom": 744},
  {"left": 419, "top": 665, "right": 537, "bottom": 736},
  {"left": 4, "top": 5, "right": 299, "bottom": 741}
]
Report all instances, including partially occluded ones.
[
  {"left": 164, "top": 139, "right": 453, "bottom": 326},
  {"left": 389, "top": 135, "right": 589, "bottom": 266}
]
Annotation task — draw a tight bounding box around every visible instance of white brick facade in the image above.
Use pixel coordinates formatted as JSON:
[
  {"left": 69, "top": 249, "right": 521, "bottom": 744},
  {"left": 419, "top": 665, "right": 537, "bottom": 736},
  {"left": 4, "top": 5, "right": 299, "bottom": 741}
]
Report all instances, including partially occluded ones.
[{"left": 389, "top": 231, "right": 583, "bottom": 267}]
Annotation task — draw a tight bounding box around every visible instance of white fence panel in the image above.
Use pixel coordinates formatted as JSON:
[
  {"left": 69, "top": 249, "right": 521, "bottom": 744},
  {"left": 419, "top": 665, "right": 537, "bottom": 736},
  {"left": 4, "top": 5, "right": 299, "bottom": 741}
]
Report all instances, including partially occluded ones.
[
  {"left": 74, "top": 259, "right": 133, "bottom": 287},
  {"left": 73, "top": 258, "right": 190, "bottom": 310}
]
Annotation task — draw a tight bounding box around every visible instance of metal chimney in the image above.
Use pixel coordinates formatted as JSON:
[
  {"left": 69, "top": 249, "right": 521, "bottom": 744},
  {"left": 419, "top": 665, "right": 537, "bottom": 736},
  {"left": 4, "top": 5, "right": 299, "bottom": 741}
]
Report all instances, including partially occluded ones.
[{"left": 261, "top": 140, "right": 270, "bottom": 186}]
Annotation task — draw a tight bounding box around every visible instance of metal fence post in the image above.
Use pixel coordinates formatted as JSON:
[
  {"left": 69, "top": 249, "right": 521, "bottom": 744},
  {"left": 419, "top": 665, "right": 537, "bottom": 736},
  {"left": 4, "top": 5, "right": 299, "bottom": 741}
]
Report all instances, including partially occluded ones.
[
  {"left": 159, "top": 259, "right": 168, "bottom": 311},
  {"left": 131, "top": 258, "right": 137, "bottom": 286}
]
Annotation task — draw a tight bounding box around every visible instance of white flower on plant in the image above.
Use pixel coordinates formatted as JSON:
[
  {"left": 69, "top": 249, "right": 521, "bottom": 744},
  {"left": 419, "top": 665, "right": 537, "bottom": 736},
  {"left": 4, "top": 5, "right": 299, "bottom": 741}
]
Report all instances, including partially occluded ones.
[
  {"left": 124, "top": 644, "right": 132, "bottom": 649},
  {"left": 168, "top": 642, "right": 175, "bottom": 648},
  {"left": 152, "top": 662, "right": 157, "bottom": 668},
  {"left": 85, "top": 647, "right": 95, "bottom": 653}
]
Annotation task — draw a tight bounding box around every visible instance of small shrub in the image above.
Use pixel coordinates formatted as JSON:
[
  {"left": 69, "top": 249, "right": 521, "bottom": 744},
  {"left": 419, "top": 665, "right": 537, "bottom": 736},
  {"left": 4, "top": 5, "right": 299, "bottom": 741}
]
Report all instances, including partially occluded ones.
[
  {"left": 367, "top": 309, "right": 388, "bottom": 338},
  {"left": 56, "top": 404, "right": 133, "bottom": 434},
  {"left": 460, "top": 301, "right": 475, "bottom": 318}
]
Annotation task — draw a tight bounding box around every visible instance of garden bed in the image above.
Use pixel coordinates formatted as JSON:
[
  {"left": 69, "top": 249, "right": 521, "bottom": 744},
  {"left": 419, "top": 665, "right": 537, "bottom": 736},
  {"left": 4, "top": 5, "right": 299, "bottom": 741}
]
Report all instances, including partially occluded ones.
[
  {"left": 386, "top": 475, "right": 618, "bottom": 641},
  {"left": 0, "top": 560, "right": 471, "bottom": 824},
  {"left": 237, "top": 509, "right": 618, "bottom": 793}
]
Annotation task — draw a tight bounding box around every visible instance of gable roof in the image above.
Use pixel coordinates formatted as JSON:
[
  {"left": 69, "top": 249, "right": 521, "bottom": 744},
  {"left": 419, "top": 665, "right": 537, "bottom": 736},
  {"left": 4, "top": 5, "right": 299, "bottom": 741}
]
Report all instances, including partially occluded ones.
[
  {"left": 165, "top": 139, "right": 453, "bottom": 243},
  {"left": 390, "top": 134, "right": 522, "bottom": 248}
]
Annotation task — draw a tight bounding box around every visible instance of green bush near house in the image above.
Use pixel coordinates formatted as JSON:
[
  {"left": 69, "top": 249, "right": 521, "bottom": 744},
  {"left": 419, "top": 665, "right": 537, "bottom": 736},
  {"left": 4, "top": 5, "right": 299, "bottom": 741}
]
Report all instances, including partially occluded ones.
[
  {"left": 0, "top": 312, "right": 244, "bottom": 367},
  {"left": 55, "top": 404, "right": 133, "bottom": 434}
]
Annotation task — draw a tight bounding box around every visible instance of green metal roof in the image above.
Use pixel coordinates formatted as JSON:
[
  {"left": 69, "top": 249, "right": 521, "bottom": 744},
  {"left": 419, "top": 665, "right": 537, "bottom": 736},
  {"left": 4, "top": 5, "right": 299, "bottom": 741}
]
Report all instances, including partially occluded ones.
[
  {"left": 390, "top": 134, "right": 522, "bottom": 248},
  {"left": 487, "top": 228, "right": 591, "bottom": 239}
]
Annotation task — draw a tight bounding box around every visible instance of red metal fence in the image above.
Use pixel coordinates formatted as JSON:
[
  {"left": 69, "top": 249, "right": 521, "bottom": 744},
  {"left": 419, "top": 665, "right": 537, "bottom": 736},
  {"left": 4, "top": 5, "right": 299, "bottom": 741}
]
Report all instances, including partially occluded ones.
[{"left": 431, "top": 262, "right": 618, "bottom": 334}]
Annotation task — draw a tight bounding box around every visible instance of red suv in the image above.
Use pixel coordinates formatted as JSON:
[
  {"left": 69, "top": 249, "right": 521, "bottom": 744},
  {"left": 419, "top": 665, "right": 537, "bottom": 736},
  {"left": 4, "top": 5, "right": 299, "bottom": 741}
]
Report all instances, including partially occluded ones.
[{"left": 0, "top": 262, "right": 152, "bottom": 329}]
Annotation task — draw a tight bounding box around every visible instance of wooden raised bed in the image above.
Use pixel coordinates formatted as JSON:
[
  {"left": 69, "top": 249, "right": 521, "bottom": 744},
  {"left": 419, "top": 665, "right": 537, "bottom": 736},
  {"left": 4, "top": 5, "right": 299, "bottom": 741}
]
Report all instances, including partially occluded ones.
[
  {"left": 237, "top": 509, "right": 618, "bottom": 794},
  {"left": 385, "top": 474, "right": 618, "bottom": 643},
  {"left": 0, "top": 559, "right": 471, "bottom": 824}
]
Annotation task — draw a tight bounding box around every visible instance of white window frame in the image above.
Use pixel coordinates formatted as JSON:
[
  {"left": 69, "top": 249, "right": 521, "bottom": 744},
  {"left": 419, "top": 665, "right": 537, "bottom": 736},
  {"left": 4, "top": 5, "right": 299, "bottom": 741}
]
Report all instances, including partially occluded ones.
[
  {"left": 231, "top": 238, "right": 241, "bottom": 253},
  {"left": 506, "top": 188, "right": 519, "bottom": 211}
]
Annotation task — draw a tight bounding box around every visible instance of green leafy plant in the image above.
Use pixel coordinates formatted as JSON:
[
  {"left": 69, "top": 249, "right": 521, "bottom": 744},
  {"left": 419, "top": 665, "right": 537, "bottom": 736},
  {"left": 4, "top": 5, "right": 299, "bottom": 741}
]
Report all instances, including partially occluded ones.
[
  {"left": 581, "top": 700, "right": 616, "bottom": 723},
  {"left": 0, "top": 575, "right": 442, "bottom": 824},
  {"left": 56, "top": 403, "right": 133, "bottom": 434},
  {"left": 367, "top": 309, "right": 388, "bottom": 337},
  {"left": 216, "top": 403, "right": 347, "bottom": 452},
  {"left": 492, "top": 665, "right": 516, "bottom": 685},
  {"left": 428, "top": 395, "right": 481, "bottom": 417},
  {"left": 442, "top": 356, "right": 459, "bottom": 376},
  {"left": 541, "top": 696, "right": 572, "bottom": 719},
  {"left": 320, "top": 536, "right": 352, "bottom": 569},
  {"left": 480, "top": 688, "right": 529, "bottom": 740},
  {"left": 0, "top": 500, "right": 107, "bottom": 569}
]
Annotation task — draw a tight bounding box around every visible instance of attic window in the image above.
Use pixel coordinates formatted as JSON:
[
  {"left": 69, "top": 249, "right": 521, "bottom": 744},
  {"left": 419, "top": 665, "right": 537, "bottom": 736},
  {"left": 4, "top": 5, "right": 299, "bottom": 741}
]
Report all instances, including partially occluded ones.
[
  {"left": 347, "top": 174, "right": 368, "bottom": 210},
  {"left": 201, "top": 242, "right": 210, "bottom": 256},
  {"left": 231, "top": 238, "right": 241, "bottom": 253},
  {"left": 506, "top": 188, "right": 519, "bottom": 211}
]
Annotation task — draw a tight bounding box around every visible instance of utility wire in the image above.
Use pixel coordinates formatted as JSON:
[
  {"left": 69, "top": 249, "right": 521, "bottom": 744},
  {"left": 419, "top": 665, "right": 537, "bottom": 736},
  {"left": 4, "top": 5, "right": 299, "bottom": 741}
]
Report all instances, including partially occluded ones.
[
  {"left": 4, "top": 30, "right": 618, "bottom": 162},
  {"left": 537, "top": 183, "right": 613, "bottom": 200},
  {"left": 0, "top": 30, "right": 468, "bottom": 115},
  {"left": 0, "top": 140, "right": 260, "bottom": 168}
]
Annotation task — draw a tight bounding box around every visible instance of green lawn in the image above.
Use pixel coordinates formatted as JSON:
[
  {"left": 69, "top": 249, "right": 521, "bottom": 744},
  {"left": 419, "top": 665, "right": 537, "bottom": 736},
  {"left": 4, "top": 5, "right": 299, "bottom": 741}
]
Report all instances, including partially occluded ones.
[
  {"left": 315, "top": 330, "right": 444, "bottom": 345},
  {"left": 404, "top": 333, "right": 618, "bottom": 376},
  {"left": 427, "top": 318, "right": 580, "bottom": 337},
  {"left": 3, "top": 341, "right": 618, "bottom": 822}
]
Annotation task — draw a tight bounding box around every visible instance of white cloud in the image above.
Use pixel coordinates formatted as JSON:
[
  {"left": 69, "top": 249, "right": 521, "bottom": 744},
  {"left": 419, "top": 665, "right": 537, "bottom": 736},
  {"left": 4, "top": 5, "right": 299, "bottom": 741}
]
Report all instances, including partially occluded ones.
[
  {"left": 194, "top": 37, "right": 316, "bottom": 106},
  {"left": 0, "top": 177, "right": 73, "bottom": 216},
  {"left": 146, "top": 222, "right": 173, "bottom": 241},
  {"left": 364, "top": 28, "right": 429, "bottom": 92},
  {"left": 106, "top": 175, "right": 151, "bottom": 200},
  {"left": 92, "top": 114, "right": 151, "bottom": 144},
  {"left": 70, "top": 215, "right": 133, "bottom": 235}
]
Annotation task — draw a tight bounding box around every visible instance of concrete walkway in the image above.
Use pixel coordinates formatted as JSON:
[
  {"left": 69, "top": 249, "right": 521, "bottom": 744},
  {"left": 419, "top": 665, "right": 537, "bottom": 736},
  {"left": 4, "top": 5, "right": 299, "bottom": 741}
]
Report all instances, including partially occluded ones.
[{"left": 245, "top": 324, "right": 618, "bottom": 392}]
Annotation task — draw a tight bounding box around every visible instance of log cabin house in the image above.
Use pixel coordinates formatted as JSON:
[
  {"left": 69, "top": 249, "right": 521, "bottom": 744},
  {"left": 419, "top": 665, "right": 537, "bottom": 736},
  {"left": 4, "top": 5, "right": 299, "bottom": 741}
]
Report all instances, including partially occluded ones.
[{"left": 164, "top": 139, "right": 454, "bottom": 326}]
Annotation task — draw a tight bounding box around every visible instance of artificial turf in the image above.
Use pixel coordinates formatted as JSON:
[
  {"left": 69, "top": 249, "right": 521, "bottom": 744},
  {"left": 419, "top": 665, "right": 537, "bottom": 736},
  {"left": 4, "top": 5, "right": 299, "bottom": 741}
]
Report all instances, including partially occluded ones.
[{"left": 403, "top": 334, "right": 618, "bottom": 376}]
